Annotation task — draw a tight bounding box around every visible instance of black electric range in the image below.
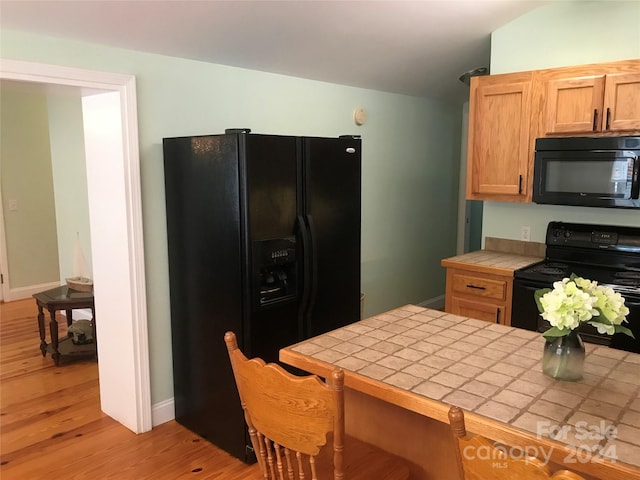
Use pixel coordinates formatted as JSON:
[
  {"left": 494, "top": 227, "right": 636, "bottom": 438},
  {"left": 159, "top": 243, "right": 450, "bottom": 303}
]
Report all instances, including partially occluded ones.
[{"left": 512, "top": 221, "right": 640, "bottom": 353}]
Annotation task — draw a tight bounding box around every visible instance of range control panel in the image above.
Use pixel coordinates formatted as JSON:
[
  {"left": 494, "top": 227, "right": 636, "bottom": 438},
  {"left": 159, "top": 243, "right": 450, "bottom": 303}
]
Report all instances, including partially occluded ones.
[{"left": 546, "top": 221, "right": 640, "bottom": 252}]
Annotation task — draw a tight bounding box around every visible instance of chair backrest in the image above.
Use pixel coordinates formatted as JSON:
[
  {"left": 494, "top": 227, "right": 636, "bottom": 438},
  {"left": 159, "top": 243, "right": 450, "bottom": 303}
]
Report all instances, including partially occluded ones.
[
  {"left": 225, "top": 331, "right": 345, "bottom": 480},
  {"left": 448, "top": 406, "right": 586, "bottom": 480}
]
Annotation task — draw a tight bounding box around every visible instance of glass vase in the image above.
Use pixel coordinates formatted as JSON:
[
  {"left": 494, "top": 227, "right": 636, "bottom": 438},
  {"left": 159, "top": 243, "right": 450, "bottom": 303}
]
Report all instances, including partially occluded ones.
[{"left": 542, "top": 330, "right": 585, "bottom": 381}]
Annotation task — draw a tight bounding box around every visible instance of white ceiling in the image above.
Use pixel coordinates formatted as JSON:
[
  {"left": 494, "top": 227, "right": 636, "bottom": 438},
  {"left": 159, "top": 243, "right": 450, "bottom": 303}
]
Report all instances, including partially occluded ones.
[{"left": 0, "top": 0, "right": 549, "bottom": 102}]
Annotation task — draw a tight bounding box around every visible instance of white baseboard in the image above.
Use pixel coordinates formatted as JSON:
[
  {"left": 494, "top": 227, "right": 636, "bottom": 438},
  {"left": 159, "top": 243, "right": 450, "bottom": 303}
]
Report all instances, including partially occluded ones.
[
  {"left": 418, "top": 294, "right": 445, "bottom": 311},
  {"left": 6, "top": 281, "right": 61, "bottom": 302},
  {"left": 152, "top": 398, "right": 175, "bottom": 427}
]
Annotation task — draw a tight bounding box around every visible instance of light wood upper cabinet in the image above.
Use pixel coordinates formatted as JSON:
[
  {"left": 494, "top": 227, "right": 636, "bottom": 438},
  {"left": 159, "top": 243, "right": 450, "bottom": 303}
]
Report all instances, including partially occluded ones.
[
  {"left": 545, "top": 75, "right": 605, "bottom": 134},
  {"left": 603, "top": 72, "right": 640, "bottom": 132},
  {"left": 544, "top": 71, "right": 640, "bottom": 134},
  {"left": 466, "top": 72, "right": 532, "bottom": 202}
]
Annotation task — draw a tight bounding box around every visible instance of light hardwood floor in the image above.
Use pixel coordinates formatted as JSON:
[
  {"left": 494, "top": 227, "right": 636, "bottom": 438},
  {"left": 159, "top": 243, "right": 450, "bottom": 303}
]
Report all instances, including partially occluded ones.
[{"left": 0, "top": 298, "right": 260, "bottom": 479}]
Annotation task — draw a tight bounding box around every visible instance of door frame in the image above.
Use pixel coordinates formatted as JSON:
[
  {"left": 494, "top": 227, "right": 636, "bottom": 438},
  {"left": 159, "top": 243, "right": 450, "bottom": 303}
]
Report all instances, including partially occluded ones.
[
  {"left": 0, "top": 59, "right": 151, "bottom": 433},
  {"left": 0, "top": 183, "right": 8, "bottom": 302}
]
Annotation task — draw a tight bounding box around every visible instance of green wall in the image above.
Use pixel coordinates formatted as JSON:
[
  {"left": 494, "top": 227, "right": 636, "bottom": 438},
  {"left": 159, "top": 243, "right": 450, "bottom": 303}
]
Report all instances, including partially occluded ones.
[
  {"left": 0, "top": 89, "right": 60, "bottom": 287},
  {"left": 483, "top": 1, "right": 640, "bottom": 243},
  {"left": 1, "top": 89, "right": 93, "bottom": 291},
  {"left": 0, "top": 29, "right": 461, "bottom": 406},
  {"left": 48, "top": 94, "right": 93, "bottom": 282}
]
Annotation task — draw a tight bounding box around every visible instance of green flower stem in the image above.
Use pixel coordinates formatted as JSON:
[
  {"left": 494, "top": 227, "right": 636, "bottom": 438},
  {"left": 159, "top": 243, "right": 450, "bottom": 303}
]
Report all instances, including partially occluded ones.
[
  {"left": 542, "top": 331, "right": 585, "bottom": 382},
  {"left": 542, "top": 341, "right": 567, "bottom": 379},
  {"left": 553, "top": 343, "right": 568, "bottom": 379}
]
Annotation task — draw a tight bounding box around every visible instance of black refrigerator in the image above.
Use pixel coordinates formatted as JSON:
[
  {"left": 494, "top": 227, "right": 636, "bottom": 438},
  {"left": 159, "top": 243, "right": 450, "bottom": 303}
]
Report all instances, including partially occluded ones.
[{"left": 162, "top": 130, "right": 361, "bottom": 462}]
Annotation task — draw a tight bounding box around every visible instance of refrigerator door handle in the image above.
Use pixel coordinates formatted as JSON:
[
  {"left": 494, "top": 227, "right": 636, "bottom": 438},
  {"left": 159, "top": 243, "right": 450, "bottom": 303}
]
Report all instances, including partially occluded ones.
[
  {"left": 304, "top": 214, "right": 319, "bottom": 322},
  {"left": 297, "top": 215, "right": 312, "bottom": 327}
]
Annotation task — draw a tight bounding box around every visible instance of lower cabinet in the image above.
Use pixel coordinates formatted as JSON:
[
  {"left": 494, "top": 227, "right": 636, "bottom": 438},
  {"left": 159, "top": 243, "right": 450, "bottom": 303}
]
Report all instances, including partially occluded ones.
[{"left": 444, "top": 267, "right": 513, "bottom": 325}]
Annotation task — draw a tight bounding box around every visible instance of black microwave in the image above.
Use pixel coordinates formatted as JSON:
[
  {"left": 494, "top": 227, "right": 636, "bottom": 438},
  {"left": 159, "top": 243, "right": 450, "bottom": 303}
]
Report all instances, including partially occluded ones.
[{"left": 533, "top": 136, "right": 640, "bottom": 209}]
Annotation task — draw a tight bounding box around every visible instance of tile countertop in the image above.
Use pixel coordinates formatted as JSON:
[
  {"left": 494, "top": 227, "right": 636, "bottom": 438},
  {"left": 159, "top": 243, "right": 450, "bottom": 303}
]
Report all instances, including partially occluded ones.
[
  {"left": 283, "top": 305, "right": 640, "bottom": 473},
  {"left": 441, "top": 249, "right": 544, "bottom": 276},
  {"left": 441, "top": 237, "right": 545, "bottom": 275}
]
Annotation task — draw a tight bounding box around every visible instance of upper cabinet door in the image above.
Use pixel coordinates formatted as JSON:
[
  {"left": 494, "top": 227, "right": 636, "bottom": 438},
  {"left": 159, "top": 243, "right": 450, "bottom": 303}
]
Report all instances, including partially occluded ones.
[
  {"left": 466, "top": 73, "right": 532, "bottom": 201},
  {"left": 603, "top": 72, "right": 640, "bottom": 132},
  {"left": 544, "top": 75, "right": 605, "bottom": 134},
  {"left": 544, "top": 70, "right": 640, "bottom": 134}
]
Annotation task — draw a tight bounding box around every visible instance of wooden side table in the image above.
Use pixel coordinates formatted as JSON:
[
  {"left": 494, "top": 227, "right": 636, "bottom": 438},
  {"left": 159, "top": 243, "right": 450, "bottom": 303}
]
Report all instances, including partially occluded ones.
[{"left": 33, "top": 286, "right": 96, "bottom": 366}]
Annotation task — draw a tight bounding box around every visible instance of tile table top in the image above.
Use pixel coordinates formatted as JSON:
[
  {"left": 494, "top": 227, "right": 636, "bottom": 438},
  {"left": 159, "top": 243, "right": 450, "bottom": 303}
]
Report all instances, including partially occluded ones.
[{"left": 287, "top": 305, "right": 640, "bottom": 470}]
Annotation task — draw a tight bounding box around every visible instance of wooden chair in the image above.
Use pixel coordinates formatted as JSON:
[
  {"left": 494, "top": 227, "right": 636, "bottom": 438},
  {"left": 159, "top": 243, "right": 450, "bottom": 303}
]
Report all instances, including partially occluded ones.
[
  {"left": 224, "top": 331, "right": 411, "bottom": 480},
  {"left": 448, "top": 406, "right": 586, "bottom": 480}
]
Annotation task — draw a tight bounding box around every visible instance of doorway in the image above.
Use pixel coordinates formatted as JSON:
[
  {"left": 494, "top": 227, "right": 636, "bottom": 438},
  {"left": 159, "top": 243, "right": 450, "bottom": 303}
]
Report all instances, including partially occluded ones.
[{"left": 0, "top": 59, "right": 151, "bottom": 433}]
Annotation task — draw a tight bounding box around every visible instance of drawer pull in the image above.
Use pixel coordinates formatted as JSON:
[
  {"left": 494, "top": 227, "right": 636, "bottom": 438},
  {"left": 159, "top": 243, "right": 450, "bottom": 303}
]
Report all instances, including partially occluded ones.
[{"left": 466, "top": 284, "right": 486, "bottom": 290}]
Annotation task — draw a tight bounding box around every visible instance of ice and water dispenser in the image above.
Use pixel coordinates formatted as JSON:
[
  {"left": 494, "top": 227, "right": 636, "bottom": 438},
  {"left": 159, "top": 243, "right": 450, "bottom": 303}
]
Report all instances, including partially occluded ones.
[{"left": 252, "top": 236, "right": 298, "bottom": 308}]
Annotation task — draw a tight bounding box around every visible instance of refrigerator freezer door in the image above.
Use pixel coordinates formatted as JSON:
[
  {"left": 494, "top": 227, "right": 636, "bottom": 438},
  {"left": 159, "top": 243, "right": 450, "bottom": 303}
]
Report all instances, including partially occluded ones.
[
  {"left": 242, "top": 135, "right": 302, "bottom": 362},
  {"left": 302, "top": 137, "right": 362, "bottom": 337},
  {"left": 163, "top": 134, "right": 247, "bottom": 461},
  {"left": 244, "top": 135, "right": 299, "bottom": 240}
]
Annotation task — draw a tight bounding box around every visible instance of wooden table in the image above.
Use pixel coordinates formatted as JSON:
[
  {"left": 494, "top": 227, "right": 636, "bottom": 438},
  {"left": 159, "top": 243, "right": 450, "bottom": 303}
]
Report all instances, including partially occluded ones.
[
  {"left": 280, "top": 305, "right": 640, "bottom": 480},
  {"left": 33, "top": 286, "right": 96, "bottom": 366}
]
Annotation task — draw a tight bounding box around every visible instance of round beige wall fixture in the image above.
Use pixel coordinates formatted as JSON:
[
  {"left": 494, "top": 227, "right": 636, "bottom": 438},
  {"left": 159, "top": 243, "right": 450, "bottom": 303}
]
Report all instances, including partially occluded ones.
[{"left": 353, "top": 108, "right": 367, "bottom": 126}]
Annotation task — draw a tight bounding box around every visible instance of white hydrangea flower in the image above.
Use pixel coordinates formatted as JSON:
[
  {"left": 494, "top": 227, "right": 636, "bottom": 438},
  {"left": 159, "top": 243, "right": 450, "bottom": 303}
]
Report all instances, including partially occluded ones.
[
  {"left": 585, "top": 284, "right": 630, "bottom": 334},
  {"left": 539, "top": 279, "right": 598, "bottom": 331},
  {"left": 537, "top": 275, "right": 632, "bottom": 338}
]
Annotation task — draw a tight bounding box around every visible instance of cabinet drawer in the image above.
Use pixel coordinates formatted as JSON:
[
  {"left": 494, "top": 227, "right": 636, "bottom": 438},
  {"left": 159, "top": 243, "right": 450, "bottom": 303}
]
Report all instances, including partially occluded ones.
[
  {"left": 450, "top": 297, "right": 502, "bottom": 324},
  {"left": 451, "top": 273, "right": 507, "bottom": 301}
]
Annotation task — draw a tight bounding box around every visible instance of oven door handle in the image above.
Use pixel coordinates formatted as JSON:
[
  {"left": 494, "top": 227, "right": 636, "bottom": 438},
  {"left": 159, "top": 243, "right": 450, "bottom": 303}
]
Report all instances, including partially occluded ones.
[{"left": 631, "top": 155, "right": 639, "bottom": 200}]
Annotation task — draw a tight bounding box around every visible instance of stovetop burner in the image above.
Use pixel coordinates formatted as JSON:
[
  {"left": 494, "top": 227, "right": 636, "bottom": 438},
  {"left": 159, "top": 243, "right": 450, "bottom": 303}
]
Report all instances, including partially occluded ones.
[
  {"left": 518, "top": 262, "right": 640, "bottom": 294},
  {"left": 614, "top": 271, "right": 640, "bottom": 280},
  {"left": 612, "top": 271, "right": 640, "bottom": 288},
  {"left": 528, "top": 262, "right": 569, "bottom": 276}
]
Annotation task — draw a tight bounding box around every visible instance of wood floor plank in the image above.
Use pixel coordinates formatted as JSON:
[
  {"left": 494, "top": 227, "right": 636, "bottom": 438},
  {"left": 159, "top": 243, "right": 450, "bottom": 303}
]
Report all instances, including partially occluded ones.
[{"left": 0, "top": 298, "right": 260, "bottom": 479}]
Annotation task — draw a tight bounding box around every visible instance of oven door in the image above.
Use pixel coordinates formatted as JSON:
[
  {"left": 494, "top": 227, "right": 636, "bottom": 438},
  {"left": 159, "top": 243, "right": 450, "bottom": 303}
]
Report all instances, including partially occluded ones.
[
  {"left": 613, "top": 292, "right": 640, "bottom": 353},
  {"left": 512, "top": 278, "right": 640, "bottom": 353},
  {"left": 511, "top": 278, "right": 542, "bottom": 332}
]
